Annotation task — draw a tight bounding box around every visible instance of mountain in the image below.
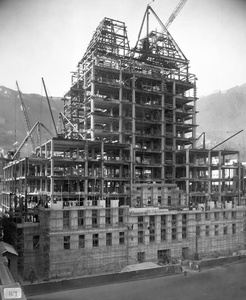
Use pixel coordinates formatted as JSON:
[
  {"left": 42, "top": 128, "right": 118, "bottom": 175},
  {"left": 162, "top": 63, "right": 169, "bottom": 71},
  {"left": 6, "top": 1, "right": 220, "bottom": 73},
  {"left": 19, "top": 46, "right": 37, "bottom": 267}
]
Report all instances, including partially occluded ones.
[
  {"left": 197, "top": 83, "right": 246, "bottom": 160},
  {"left": 0, "top": 86, "right": 63, "bottom": 155},
  {"left": 1, "top": 83, "right": 246, "bottom": 160}
]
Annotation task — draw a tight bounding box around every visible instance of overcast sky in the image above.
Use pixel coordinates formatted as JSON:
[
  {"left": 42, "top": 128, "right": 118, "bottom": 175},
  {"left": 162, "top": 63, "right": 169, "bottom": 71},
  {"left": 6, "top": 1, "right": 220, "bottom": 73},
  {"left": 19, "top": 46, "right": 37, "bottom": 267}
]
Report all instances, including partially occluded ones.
[{"left": 1, "top": 0, "right": 246, "bottom": 97}]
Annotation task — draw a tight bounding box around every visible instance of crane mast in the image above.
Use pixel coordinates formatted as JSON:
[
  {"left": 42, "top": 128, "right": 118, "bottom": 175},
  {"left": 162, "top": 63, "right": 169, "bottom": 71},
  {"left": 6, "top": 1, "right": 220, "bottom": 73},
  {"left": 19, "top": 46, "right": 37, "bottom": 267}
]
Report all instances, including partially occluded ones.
[
  {"left": 165, "top": 0, "right": 188, "bottom": 28},
  {"left": 16, "top": 81, "right": 35, "bottom": 152}
]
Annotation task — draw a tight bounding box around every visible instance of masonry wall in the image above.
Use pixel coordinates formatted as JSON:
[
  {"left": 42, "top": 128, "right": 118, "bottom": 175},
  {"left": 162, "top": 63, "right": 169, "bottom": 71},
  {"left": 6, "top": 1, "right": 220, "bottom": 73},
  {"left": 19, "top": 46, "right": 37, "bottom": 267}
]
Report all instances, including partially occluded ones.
[{"left": 22, "top": 206, "right": 245, "bottom": 280}]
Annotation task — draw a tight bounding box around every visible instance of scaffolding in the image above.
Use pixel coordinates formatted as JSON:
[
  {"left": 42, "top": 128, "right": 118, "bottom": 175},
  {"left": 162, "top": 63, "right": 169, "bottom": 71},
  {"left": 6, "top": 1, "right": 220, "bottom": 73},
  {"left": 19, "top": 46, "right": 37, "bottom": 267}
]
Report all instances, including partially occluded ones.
[
  {"left": 2, "top": 203, "right": 245, "bottom": 281},
  {"left": 1, "top": 6, "right": 246, "bottom": 282}
]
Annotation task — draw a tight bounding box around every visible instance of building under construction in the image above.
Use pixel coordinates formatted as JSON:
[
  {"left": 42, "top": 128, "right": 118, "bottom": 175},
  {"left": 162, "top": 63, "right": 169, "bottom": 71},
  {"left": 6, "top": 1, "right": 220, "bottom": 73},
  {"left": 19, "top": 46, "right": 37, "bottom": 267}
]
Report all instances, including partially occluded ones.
[{"left": 1, "top": 6, "right": 246, "bottom": 281}]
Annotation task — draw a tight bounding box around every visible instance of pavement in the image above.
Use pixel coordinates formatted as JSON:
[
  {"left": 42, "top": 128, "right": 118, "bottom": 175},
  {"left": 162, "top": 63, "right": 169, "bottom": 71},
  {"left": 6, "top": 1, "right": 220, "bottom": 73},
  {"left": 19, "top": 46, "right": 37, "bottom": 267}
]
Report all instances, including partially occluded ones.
[{"left": 27, "top": 260, "right": 246, "bottom": 300}]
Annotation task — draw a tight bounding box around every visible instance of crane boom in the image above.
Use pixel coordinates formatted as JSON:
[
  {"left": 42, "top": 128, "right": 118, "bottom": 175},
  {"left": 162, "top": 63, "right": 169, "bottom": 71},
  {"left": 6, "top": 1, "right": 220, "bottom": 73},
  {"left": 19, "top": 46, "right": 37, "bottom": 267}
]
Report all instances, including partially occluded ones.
[
  {"left": 41, "top": 78, "right": 58, "bottom": 137},
  {"left": 211, "top": 130, "right": 243, "bottom": 150},
  {"left": 165, "top": 0, "right": 188, "bottom": 28},
  {"left": 16, "top": 81, "right": 35, "bottom": 152},
  {"left": 12, "top": 121, "right": 54, "bottom": 160}
]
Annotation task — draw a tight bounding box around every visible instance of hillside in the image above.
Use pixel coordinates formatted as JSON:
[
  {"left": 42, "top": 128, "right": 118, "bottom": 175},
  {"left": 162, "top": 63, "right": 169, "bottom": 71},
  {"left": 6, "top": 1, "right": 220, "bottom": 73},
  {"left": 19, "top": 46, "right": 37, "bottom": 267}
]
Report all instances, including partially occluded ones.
[
  {"left": 197, "top": 83, "right": 246, "bottom": 160},
  {"left": 0, "top": 86, "right": 63, "bottom": 155},
  {"left": 1, "top": 83, "right": 246, "bottom": 160}
]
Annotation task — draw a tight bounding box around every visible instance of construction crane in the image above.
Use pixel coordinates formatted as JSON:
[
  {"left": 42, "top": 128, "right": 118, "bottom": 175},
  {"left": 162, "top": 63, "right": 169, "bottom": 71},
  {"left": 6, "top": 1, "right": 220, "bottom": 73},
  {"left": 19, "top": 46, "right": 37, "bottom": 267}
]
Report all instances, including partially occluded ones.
[
  {"left": 134, "top": 0, "right": 188, "bottom": 54},
  {"left": 211, "top": 130, "right": 243, "bottom": 150},
  {"left": 165, "top": 0, "right": 188, "bottom": 29},
  {"left": 16, "top": 81, "right": 35, "bottom": 152},
  {"left": 12, "top": 121, "right": 54, "bottom": 160}
]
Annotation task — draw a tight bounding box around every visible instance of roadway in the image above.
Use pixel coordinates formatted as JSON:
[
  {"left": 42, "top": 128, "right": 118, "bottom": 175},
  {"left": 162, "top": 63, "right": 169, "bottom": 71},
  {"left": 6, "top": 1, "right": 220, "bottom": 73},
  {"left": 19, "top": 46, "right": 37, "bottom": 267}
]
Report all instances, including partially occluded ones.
[{"left": 28, "top": 261, "right": 246, "bottom": 300}]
